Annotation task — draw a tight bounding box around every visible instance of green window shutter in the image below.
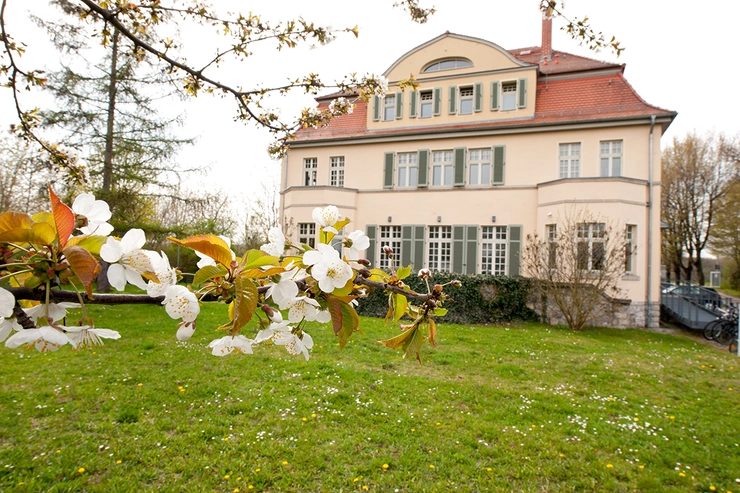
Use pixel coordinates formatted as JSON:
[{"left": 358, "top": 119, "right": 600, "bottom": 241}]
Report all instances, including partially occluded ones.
[
  {"left": 413, "top": 225, "right": 425, "bottom": 271},
  {"left": 453, "top": 147, "right": 466, "bottom": 186},
  {"left": 433, "top": 88, "right": 442, "bottom": 116},
  {"left": 373, "top": 95, "right": 381, "bottom": 121},
  {"left": 508, "top": 225, "right": 522, "bottom": 276},
  {"left": 409, "top": 90, "right": 417, "bottom": 118},
  {"left": 474, "top": 82, "right": 483, "bottom": 112},
  {"left": 401, "top": 225, "right": 413, "bottom": 268},
  {"left": 417, "top": 149, "right": 429, "bottom": 187},
  {"left": 492, "top": 146, "right": 505, "bottom": 185},
  {"left": 395, "top": 91, "right": 403, "bottom": 119},
  {"left": 517, "top": 78, "right": 527, "bottom": 109},
  {"left": 448, "top": 86, "right": 457, "bottom": 114},
  {"left": 490, "top": 81, "right": 499, "bottom": 111},
  {"left": 452, "top": 226, "right": 465, "bottom": 273},
  {"left": 465, "top": 225, "right": 478, "bottom": 274},
  {"left": 366, "top": 225, "right": 377, "bottom": 267},
  {"left": 384, "top": 152, "right": 395, "bottom": 188}
]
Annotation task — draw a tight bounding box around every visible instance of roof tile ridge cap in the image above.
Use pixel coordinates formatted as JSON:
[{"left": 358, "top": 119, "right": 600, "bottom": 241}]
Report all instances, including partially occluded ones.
[
  {"left": 550, "top": 49, "right": 621, "bottom": 67},
  {"left": 616, "top": 72, "right": 674, "bottom": 114}
]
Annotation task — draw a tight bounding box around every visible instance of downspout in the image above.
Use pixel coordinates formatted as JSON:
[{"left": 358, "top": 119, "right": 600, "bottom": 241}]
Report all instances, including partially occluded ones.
[
  {"left": 280, "top": 154, "right": 289, "bottom": 229},
  {"left": 647, "top": 115, "right": 656, "bottom": 327}
]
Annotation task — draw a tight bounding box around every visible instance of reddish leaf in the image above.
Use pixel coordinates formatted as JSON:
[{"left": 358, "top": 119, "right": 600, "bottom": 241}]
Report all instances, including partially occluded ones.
[
  {"left": 326, "top": 295, "right": 360, "bottom": 348},
  {"left": 63, "top": 245, "right": 100, "bottom": 298},
  {"left": 49, "top": 185, "right": 74, "bottom": 249},
  {"left": 231, "top": 275, "right": 258, "bottom": 332}
]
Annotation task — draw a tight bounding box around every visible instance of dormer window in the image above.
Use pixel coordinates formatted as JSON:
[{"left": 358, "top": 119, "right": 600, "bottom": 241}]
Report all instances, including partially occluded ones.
[
  {"left": 423, "top": 58, "right": 473, "bottom": 73},
  {"left": 419, "top": 90, "right": 433, "bottom": 118},
  {"left": 383, "top": 95, "right": 396, "bottom": 121},
  {"left": 501, "top": 81, "right": 517, "bottom": 111}
]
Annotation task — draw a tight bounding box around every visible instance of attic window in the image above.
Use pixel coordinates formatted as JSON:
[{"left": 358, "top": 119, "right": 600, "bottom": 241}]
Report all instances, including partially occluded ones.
[
  {"left": 423, "top": 58, "right": 473, "bottom": 73},
  {"left": 519, "top": 50, "right": 532, "bottom": 55}
]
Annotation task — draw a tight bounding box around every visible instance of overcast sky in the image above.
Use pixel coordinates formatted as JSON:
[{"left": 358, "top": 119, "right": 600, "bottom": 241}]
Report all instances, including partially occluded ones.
[{"left": 2, "top": 0, "right": 739, "bottom": 203}]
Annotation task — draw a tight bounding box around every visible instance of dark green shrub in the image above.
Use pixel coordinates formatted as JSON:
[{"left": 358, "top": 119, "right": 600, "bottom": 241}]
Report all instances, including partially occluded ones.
[{"left": 356, "top": 272, "right": 537, "bottom": 324}]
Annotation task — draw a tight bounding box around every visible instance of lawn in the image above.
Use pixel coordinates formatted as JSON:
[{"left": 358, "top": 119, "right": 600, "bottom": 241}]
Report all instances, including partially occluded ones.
[{"left": 1, "top": 302, "right": 739, "bottom": 492}]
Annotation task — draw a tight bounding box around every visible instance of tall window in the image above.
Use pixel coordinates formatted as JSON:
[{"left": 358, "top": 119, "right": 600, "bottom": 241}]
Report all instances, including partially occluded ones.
[
  {"left": 501, "top": 81, "right": 517, "bottom": 111},
  {"left": 600, "top": 140, "right": 623, "bottom": 177},
  {"left": 481, "top": 226, "right": 507, "bottom": 275},
  {"left": 577, "top": 223, "right": 606, "bottom": 271},
  {"left": 459, "top": 86, "right": 474, "bottom": 115},
  {"left": 383, "top": 95, "right": 396, "bottom": 121},
  {"left": 547, "top": 224, "right": 557, "bottom": 269},
  {"left": 428, "top": 226, "right": 452, "bottom": 272},
  {"left": 468, "top": 148, "right": 491, "bottom": 186},
  {"left": 625, "top": 225, "right": 636, "bottom": 274},
  {"left": 298, "top": 223, "right": 316, "bottom": 248},
  {"left": 379, "top": 226, "right": 402, "bottom": 270},
  {"left": 330, "top": 156, "right": 345, "bottom": 187},
  {"left": 397, "top": 152, "right": 418, "bottom": 188},
  {"left": 432, "top": 150, "right": 453, "bottom": 187},
  {"left": 559, "top": 143, "right": 581, "bottom": 179},
  {"left": 303, "top": 158, "right": 317, "bottom": 186},
  {"left": 419, "top": 90, "right": 433, "bottom": 118}
]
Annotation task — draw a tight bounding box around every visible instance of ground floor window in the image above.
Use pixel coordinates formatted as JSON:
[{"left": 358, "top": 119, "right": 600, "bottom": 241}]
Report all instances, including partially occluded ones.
[
  {"left": 379, "top": 226, "right": 402, "bottom": 270},
  {"left": 428, "top": 226, "right": 452, "bottom": 271},
  {"left": 480, "top": 226, "right": 507, "bottom": 275}
]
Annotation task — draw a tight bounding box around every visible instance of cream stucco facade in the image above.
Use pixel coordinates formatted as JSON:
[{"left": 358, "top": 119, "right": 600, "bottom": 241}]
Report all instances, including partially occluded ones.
[{"left": 280, "top": 32, "right": 675, "bottom": 328}]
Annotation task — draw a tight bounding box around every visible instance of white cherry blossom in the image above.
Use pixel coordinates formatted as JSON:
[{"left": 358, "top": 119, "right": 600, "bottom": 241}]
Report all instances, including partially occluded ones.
[
  {"left": 208, "top": 335, "right": 253, "bottom": 356},
  {"left": 24, "top": 302, "right": 81, "bottom": 323},
  {"left": 5, "top": 326, "right": 72, "bottom": 352},
  {"left": 0, "top": 287, "right": 14, "bottom": 318},
  {"left": 254, "top": 320, "right": 291, "bottom": 344},
  {"left": 147, "top": 251, "right": 177, "bottom": 298},
  {"left": 260, "top": 227, "right": 286, "bottom": 256},
  {"left": 100, "top": 229, "right": 157, "bottom": 291},
  {"left": 304, "top": 244, "right": 353, "bottom": 293},
  {"left": 312, "top": 205, "right": 340, "bottom": 233},
  {"left": 274, "top": 328, "right": 314, "bottom": 360},
  {"left": 64, "top": 325, "right": 121, "bottom": 348},
  {"left": 72, "top": 193, "right": 114, "bottom": 236},
  {"left": 315, "top": 309, "right": 332, "bottom": 323},
  {"left": 176, "top": 322, "right": 196, "bottom": 341},
  {"left": 0, "top": 317, "right": 21, "bottom": 342},
  {"left": 345, "top": 230, "right": 370, "bottom": 260},
  {"left": 286, "top": 296, "right": 321, "bottom": 323},
  {"left": 162, "top": 285, "right": 199, "bottom": 323}
]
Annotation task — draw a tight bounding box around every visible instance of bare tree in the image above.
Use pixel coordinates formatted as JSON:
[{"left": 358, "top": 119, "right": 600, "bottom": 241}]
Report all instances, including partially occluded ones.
[
  {"left": 522, "top": 208, "right": 627, "bottom": 331},
  {"left": 0, "top": 133, "right": 55, "bottom": 213},
  {"left": 709, "top": 134, "right": 740, "bottom": 287},
  {"left": 661, "top": 132, "right": 738, "bottom": 285}
]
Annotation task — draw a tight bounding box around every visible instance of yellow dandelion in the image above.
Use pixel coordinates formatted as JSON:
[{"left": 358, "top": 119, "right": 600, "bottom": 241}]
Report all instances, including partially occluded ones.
[
  {"left": 224, "top": 475, "right": 230, "bottom": 479},
  {"left": 679, "top": 472, "right": 686, "bottom": 477},
  {"left": 710, "top": 486, "right": 716, "bottom": 491},
  {"left": 302, "top": 417, "right": 308, "bottom": 422},
  {"left": 56, "top": 450, "right": 61, "bottom": 454},
  {"left": 353, "top": 478, "right": 359, "bottom": 483},
  {"left": 78, "top": 467, "right": 85, "bottom": 474},
  {"left": 311, "top": 413, "right": 317, "bottom": 418},
  {"left": 237, "top": 477, "right": 241, "bottom": 480},
  {"left": 282, "top": 461, "right": 288, "bottom": 466},
  {"left": 382, "top": 464, "right": 389, "bottom": 470},
  {"left": 669, "top": 416, "right": 675, "bottom": 420},
  {"left": 248, "top": 487, "right": 253, "bottom": 491},
  {"left": 137, "top": 383, "right": 143, "bottom": 387},
  {"left": 486, "top": 467, "right": 493, "bottom": 472},
  {"left": 234, "top": 489, "right": 240, "bottom": 493},
  {"left": 223, "top": 437, "right": 229, "bottom": 442},
  {"left": 701, "top": 365, "right": 706, "bottom": 369},
  {"left": 634, "top": 417, "right": 639, "bottom": 422},
  {"left": 606, "top": 464, "right": 613, "bottom": 469},
  {"left": 436, "top": 422, "right": 441, "bottom": 426},
  {"left": 116, "top": 460, "right": 122, "bottom": 465},
  {"left": 362, "top": 486, "right": 368, "bottom": 491},
  {"left": 429, "top": 464, "right": 435, "bottom": 469},
  {"left": 559, "top": 453, "right": 565, "bottom": 458},
  {"left": 639, "top": 465, "right": 644, "bottom": 469},
  {"left": 411, "top": 428, "right": 416, "bottom": 432},
  {"left": 255, "top": 468, "right": 260, "bottom": 473},
  {"left": 729, "top": 388, "right": 733, "bottom": 391}
]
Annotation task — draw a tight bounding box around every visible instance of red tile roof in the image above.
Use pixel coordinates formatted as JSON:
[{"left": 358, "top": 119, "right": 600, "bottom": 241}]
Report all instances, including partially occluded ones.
[
  {"left": 510, "top": 46, "right": 622, "bottom": 75},
  {"left": 294, "top": 72, "right": 674, "bottom": 142}
]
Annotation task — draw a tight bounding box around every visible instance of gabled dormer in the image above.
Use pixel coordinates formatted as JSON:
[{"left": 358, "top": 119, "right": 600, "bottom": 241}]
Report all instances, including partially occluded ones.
[{"left": 368, "top": 33, "right": 538, "bottom": 130}]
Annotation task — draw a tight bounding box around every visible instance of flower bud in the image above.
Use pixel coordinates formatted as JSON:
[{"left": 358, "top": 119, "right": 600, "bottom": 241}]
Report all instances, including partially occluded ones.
[
  {"left": 382, "top": 245, "right": 394, "bottom": 258},
  {"left": 418, "top": 268, "right": 431, "bottom": 279},
  {"left": 359, "top": 268, "right": 371, "bottom": 278},
  {"left": 450, "top": 280, "right": 462, "bottom": 288},
  {"left": 357, "top": 258, "right": 371, "bottom": 266},
  {"left": 433, "top": 284, "right": 443, "bottom": 293}
]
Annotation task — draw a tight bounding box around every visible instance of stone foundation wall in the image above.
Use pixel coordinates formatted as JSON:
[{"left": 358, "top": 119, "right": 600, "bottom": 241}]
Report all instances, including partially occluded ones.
[{"left": 530, "top": 291, "right": 660, "bottom": 329}]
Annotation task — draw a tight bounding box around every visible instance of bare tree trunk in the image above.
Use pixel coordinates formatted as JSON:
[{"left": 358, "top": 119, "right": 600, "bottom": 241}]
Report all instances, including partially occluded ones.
[{"left": 102, "top": 29, "right": 119, "bottom": 193}]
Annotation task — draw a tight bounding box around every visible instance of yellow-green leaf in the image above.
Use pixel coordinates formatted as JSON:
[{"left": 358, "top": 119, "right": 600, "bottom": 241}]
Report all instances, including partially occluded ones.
[
  {"left": 397, "top": 265, "right": 412, "bottom": 280},
  {"left": 193, "top": 264, "right": 228, "bottom": 286},
  {"left": 241, "top": 249, "right": 279, "bottom": 270},
  {"left": 231, "top": 275, "right": 258, "bottom": 332},
  {"left": 0, "top": 212, "right": 33, "bottom": 234},
  {"left": 326, "top": 294, "right": 360, "bottom": 348},
  {"left": 168, "top": 235, "right": 234, "bottom": 268},
  {"left": 66, "top": 235, "right": 108, "bottom": 256},
  {"left": 428, "top": 319, "right": 438, "bottom": 347},
  {"left": 0, "top": 222, "right": 57, "bottom": 246},
  {"left": 433, "top": 307, "right": 448, "bottom": 317},
  {"left": 241, "top": 266, "right": 286, "bottom": 279},
  {"left": 379, "top": 324, "right": 426, "bottom": 362},
  {"left": 369, "top": 268, "right": 390, "bottom": 282},
  {"left": 393, "top": 293, "right": 407, "bottom": 322},
  {"left": 379, "top": 326, "right": 416, "bottom": 350},
  {"left": 63, "top": 245, "right": 100, "bottom": 298}
]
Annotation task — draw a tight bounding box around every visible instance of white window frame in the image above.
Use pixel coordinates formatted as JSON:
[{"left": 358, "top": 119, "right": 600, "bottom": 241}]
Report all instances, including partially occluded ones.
[
  {"left": 303, "top": 158, "right": 317, "bottom": 186},
  {"left": 481, "top": 226, "right": 508, "bottom": 275},
  {"left": 419, "top": 90, "right": 433, "bottom": 118},
  {"left": 468, "top": 148, "right": 492, "bottom": 186},
  {"left": 431, "top": 150, "right": 454, "bottom": 187},
  {"left": 458, "top": 86, "right": 474, "bottom": 115},
  {"left": 379, "top": 226, "right": 402, "bottom": 270},
  {"left": 600, "top": 140, "right": 623, "bottom": 177},
  {"left": 330, "top": 156, "right": 345, "bottom": 187},
  {"left": 559, "top": 143, "right": 581, "bottom": 179},
  {"left": 396, "top": 152, "right": 419, "bottom": 188},
  {"left": 501, "top": 81, "right": 518, "bottom": 111},
  {"left": 298, "top": 222, "right": 316, "bottom": 248},
  {"left": 577, "top": 222, "right": 606, "bottom": 271},
  {"left": 625, "top": 224, "right": 636, "bottom": 274},
  {"left": 383, "top": 94, "right": 396, "bottom": 121},
  {"left": 427, "top": 226, "right": 452, "bottom": 272}
]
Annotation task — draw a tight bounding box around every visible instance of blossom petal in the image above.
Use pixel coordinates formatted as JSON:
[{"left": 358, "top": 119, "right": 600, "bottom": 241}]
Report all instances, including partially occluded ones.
[
  {"left": 120, "top": 228, "right": 146, "bottom": 252},
  {"left": 176, "top": 323, "right": 196, "bottom": 341},
  {"left": 100, "top": 237, "right": 123, "bottom": 263},
  {"left": 107, "top": 264, "right": 128, "bottom": 291},
  {"left": 0, "top": 287, "right": 14, "bottom": 318}
]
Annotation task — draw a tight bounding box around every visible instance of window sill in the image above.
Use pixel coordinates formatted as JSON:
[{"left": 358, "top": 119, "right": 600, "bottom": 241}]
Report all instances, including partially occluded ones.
[{"left": 622, "top": 274, "right": 640, "bottom": 281}]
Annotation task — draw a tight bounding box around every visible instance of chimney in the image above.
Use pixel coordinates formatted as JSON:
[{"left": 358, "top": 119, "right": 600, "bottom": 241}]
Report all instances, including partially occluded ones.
[{"left": 541, "top": 7, "right": 553, "bottom": 61}]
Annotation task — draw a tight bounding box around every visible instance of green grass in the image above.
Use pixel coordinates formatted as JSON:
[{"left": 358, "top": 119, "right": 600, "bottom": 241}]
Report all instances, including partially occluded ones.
[{"left": 1, "top": 303, "right": 739, "bottom": 492}]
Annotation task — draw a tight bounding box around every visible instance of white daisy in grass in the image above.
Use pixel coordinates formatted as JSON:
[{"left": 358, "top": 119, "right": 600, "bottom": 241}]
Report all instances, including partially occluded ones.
[
  {"left": 100, "top": 229, "right": 157, "bottom": 291},
  {"left": 208, "top": 335, "right": 254, "bottom": 356}
]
